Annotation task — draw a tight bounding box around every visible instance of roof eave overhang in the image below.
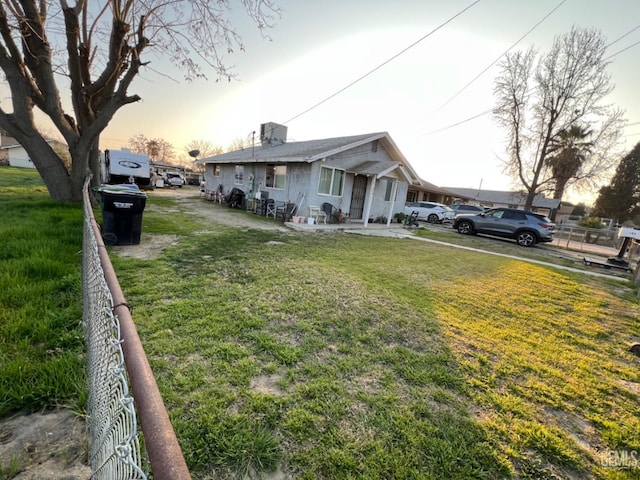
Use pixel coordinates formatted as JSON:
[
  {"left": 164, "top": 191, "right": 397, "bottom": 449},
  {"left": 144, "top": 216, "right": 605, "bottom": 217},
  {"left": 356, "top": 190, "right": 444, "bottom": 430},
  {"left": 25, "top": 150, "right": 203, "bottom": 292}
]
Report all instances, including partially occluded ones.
[{"left": 305, "top": 133, "right": 388, "bottom": 162}]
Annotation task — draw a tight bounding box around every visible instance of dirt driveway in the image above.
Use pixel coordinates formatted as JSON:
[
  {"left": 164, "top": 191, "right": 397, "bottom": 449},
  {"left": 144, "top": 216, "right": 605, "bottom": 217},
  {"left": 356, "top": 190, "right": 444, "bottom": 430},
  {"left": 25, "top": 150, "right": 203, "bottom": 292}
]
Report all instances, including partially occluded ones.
[
  {"left": 111, "top": 186, "right": 291, "bottom": 260},
  {"left": 173, "top": 188, "right": 290, "bottom": 231}
]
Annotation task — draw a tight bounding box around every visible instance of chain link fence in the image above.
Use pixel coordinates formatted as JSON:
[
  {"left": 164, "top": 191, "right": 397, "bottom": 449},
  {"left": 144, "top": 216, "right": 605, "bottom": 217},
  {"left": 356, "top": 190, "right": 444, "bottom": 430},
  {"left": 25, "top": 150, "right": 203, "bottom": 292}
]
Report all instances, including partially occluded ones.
[
  {"left": 83, "top": 183, "right": 148, "bottom": 479},
  {"left": 82, "top": 179, "right": 191, "bottom": 480}
]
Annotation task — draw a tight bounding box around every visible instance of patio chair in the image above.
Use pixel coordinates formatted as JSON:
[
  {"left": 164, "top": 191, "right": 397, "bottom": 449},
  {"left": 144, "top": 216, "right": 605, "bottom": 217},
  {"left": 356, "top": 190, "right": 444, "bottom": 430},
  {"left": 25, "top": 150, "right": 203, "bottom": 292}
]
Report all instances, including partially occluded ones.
[
  {"left": 322, "top": 202, "right": 339, "bottom": 223},
  {"left": 308, "top": 206, "right": 327, "bottom": 224},
  {"left": 276, "top": 202, "right": 297, "bottom": 222},
  {"left": 266, "top": 200, "right": 278, "bottom": 219}
]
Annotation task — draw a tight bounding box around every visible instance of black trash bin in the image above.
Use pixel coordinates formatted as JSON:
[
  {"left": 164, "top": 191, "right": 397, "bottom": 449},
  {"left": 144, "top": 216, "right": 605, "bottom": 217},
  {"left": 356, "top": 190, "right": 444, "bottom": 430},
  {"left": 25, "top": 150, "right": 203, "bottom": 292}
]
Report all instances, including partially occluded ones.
[{"left": 97, "top": 185, "right": 147, "bottom": 245}]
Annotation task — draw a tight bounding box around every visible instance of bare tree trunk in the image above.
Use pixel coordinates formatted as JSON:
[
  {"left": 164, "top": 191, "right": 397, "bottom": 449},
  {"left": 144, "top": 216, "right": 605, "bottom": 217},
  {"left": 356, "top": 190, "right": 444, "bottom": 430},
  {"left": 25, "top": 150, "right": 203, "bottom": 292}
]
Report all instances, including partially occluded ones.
[{"left": 26, "top": 137, "right": 76, "bottom": 201}]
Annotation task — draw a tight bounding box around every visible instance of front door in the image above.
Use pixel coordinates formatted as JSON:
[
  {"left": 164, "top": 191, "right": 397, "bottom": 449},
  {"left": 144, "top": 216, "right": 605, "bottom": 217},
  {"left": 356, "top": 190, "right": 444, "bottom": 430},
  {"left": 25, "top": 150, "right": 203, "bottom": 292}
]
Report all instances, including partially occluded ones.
[{"left": 349, "top": 175, "right": 367, "bottom": 219}]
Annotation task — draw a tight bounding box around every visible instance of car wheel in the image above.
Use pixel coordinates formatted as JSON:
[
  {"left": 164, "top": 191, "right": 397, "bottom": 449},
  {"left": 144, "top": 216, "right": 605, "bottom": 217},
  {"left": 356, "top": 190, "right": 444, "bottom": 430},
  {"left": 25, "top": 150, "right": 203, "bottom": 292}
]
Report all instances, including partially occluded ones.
[
  {"left": 427, "top": 214, "right": 439, "bottom": 223},
  {"left": 457, "top": 220, "right": 473, "bottom": 235},
  {"left": 516, "top": 231, "right": 537, "bottom": 247}
]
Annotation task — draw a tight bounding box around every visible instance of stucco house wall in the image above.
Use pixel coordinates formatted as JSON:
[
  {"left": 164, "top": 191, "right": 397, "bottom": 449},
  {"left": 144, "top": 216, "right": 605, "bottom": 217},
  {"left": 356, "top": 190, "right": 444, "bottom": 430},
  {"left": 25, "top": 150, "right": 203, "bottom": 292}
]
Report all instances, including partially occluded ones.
[{"left": 208, "top": 162, "right": 312, "bottom": 204}]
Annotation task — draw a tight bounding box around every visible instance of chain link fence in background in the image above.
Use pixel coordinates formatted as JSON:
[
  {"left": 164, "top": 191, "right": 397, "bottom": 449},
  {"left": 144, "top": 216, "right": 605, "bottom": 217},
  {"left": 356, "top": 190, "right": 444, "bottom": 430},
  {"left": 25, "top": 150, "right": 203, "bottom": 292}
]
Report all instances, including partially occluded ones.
[
  {"left": 82, "top": 179, "right": 191, "bottom": 480},
  {"left": 553, "top": 225, "right": 620, "bottom": 257}
]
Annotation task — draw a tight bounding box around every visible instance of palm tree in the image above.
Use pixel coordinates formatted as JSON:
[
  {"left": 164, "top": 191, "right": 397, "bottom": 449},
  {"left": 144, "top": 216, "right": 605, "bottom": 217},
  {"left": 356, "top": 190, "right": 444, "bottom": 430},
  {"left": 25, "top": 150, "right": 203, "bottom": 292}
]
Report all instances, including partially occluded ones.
[{"left": 546, "top": 125, "right": 593, "bottom": 201}]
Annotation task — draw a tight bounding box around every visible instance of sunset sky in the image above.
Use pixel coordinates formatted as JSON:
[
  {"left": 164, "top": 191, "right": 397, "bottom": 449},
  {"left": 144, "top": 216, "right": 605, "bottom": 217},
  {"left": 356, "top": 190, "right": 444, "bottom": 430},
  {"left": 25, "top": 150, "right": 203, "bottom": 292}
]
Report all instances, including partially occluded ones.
[{"left": 97, "top": 0, "right": 640, "bottom": 204}]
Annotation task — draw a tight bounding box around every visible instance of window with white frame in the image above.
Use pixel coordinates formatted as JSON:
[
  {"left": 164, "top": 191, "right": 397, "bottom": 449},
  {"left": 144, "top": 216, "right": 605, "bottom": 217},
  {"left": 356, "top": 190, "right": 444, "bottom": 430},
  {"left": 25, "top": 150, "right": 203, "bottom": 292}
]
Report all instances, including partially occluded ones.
[
  {"left": 265, "top": 164, "right": 287, "bottom": 189},
  {"left": 318, "top": 166, "right": 344, "bottom": 196},
  {"left": 212, "top": 164, "right": 221, "bottom": 176},
  {"left": 384, "top": 180, "right": 394, "bottom": 201},
  {"left": 234, "top": 165, "right": 244, "bottom": 184}
]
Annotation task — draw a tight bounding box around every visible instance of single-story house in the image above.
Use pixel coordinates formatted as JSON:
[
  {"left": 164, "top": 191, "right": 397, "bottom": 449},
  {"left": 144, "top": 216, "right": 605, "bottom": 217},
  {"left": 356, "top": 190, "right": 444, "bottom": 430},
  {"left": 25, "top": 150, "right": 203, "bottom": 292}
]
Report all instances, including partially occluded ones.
[
  {"left": 151, "top": 161, "right": 186, "bottom": 177},
  {"left": 442, "top": 187, "right": 561, "bottom": 216},
  {"left": 406, "top": 180, "right": 471, "bottom": 205},
  {"left": 199, "top": 123, "right": 423, "bottom": 225},
  {"left": 0, "top": 136, "right": 69, "bottom": 169},
  {"left": 1, "top": 143, "right": 36, "bottom": 168}
]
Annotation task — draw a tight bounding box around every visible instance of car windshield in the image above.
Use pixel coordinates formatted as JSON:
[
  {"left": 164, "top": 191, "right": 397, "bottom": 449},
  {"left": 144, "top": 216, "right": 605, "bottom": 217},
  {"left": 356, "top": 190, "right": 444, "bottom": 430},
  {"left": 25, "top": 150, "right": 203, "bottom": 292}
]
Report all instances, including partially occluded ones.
[{"left": 441, "top": 206, "right": 454, "bottom": 212}]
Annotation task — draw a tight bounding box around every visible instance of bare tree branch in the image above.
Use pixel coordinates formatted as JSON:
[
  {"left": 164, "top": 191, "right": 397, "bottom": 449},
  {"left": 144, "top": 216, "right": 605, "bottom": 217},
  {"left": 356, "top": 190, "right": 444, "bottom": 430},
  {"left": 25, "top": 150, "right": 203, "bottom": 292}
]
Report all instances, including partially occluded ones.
[
  {"left": 493, "top": 26, "right": 625, "bottom": 210},
  {"left": 0, "top": 0, "right": 280, "bottom": 200}
]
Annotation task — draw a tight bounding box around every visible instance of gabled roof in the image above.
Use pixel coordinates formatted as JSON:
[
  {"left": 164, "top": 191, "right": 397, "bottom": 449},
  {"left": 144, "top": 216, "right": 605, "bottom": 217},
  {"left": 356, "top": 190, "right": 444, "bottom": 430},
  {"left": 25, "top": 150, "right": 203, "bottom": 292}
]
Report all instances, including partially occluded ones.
[
  {"left": 199, "top": 133, "right": 381, "bottom": 163},
  {"left": 443, "top": 187, "right": 561, "bottom": 209},
  {"left": 198, "top": 132, "right": 422, "bottom": 184}
]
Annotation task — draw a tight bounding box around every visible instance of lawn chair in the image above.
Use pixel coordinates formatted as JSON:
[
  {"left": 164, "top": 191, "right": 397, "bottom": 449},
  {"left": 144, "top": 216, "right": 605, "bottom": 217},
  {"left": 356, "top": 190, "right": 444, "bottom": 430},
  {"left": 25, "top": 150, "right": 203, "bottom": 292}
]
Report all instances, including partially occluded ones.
[
  {"left": 276, "top": 202, "right": 297, "bottom": 222},
  {"left": 308, "top": 206, "right": 327, "bottom": 224},
  {"left": 322, "top": 202, "right": 339, "bottom": 223},
  {"left": 266, "top": 200, "right": 278, "bottom": 219}
]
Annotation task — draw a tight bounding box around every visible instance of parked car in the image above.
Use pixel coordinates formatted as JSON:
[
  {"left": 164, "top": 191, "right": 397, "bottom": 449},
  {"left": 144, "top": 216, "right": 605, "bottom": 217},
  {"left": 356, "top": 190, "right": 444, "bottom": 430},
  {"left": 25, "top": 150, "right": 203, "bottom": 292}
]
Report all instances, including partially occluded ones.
[
  {"left": 185, "top": 173, "right": 201, "bottom": 185},
  {"left": 449, "top": 203, "right": 485, "bottom": 215},
  {"left": 165, "top": 173, "right": 185, "bottom": 188},
  {"left": 452, "top": 207, "right": 555, "bottom": 247},
  {"left": 404, "top": 201, "right": 455, "bottom": 223}
]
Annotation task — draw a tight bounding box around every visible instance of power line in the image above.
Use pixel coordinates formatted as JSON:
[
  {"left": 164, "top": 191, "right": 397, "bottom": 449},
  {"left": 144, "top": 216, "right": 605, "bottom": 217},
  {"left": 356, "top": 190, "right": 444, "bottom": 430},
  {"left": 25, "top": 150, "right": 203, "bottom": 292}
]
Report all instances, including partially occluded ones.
[
  {"left": 435, "top": 0, "right": 566, "bottom": 113},
  {"left": 604, "top": 39, "right": 640, "bottom": 61},
  {"left": 281, "top": 0, "right": 481, "bottom": 126},
  {"left": 605, "top": 25, "right": 640, "bottom": 48},
  {"left": 426, "top": 16, "right": 638, "bottom": 137},
  {"left": 423, "top": 108, "right": 493, "bottom": 135}
]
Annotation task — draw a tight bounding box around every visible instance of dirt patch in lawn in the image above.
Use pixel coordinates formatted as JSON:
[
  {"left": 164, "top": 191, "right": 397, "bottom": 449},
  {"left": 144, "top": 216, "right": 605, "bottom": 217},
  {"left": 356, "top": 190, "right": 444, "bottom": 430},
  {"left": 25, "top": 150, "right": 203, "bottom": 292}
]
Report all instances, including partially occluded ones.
[
  {"left": 109, "top": 233, "right": 181, "bottom": 260},
  {"left": 0, "top": 410, "right": 90, "bottom": 479}
]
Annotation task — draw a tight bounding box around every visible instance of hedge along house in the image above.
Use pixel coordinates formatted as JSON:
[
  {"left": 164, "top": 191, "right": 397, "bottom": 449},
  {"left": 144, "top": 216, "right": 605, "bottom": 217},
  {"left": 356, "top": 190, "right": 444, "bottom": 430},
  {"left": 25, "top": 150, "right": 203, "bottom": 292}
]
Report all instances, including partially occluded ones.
[{"left": 199, "top": 123, "right": 423, "bottom": 226}]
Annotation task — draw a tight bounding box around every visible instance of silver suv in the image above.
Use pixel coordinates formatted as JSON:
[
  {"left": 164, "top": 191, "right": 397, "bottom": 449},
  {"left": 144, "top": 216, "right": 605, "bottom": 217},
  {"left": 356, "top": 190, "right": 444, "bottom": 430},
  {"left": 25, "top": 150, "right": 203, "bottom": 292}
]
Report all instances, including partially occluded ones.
[{"left": 452, "top": 208, "right": 555, "bottom": 247}]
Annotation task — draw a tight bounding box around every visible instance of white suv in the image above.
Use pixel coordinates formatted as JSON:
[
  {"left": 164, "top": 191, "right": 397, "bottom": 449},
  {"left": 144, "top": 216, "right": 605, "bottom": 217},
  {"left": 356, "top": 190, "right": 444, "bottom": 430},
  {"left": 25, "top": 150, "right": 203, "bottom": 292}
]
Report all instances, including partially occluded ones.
[
  {"left": 404, "top": 202, "right": 455, "bottom": 223},
  {"left": 165, "top": 173, "right": 185, "bottom": 188}
]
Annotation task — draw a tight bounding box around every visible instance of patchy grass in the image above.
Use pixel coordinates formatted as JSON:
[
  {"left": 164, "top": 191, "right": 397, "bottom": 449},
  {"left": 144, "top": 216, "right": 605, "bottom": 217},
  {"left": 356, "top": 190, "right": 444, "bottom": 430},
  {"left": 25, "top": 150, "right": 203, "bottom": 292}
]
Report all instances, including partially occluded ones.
[{"left": 109, "top": 198, "right": 640, "bottom": 479}]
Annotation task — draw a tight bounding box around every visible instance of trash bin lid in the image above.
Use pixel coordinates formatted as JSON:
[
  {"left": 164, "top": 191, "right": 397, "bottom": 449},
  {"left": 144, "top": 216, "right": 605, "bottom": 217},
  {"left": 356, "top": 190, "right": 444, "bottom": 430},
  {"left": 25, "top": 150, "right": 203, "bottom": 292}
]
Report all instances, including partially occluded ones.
[{"left": 94, "top": 184, "right": 146, "bottom": 196}]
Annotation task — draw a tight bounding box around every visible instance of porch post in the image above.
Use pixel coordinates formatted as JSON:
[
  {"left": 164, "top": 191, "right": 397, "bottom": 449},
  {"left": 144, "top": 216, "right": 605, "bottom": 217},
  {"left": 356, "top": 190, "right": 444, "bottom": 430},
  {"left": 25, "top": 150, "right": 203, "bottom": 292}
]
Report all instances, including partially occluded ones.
[
  {"left": 362, "top": 175, "right": 377, "bottom": 228},
  {"left": 386, "top": 179, "right": 399, "bottom": 227}
]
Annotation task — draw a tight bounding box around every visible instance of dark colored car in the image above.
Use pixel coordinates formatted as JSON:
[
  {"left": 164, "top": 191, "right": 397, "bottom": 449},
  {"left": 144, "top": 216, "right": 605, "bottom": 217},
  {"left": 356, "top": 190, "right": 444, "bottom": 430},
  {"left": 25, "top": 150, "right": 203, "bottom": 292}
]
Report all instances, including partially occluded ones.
[
  {"left": 449, "top": 203, "right": 485, "bottom": 215},
  {"left": 452, "top": 207, "right": 555, "bottom": 247}
]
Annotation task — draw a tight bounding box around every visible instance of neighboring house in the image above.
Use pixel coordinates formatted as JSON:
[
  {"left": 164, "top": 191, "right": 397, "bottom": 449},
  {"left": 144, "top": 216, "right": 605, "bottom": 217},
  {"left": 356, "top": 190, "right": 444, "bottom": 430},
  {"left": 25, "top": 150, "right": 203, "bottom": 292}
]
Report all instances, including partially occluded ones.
[
  {"left": 199, "top": 123, "right": 423, "bottom": 225},
  {"left": 554, "top": 204, "right": 578, "bottom": 225},
  {"left": 0, "top": 137, "right": 69, "bottom": 169},
  {"left": 443, "top": 187, "right": 561, "bottom": 215},
  {"left": 406, "top": 180, "right": 470, "bottom": 205},
  {"left": 151, "top": 161, "right": 186, "bottom": 177},
  {"left": 1, "top": 143, "right": 36, "bottom": 169}
]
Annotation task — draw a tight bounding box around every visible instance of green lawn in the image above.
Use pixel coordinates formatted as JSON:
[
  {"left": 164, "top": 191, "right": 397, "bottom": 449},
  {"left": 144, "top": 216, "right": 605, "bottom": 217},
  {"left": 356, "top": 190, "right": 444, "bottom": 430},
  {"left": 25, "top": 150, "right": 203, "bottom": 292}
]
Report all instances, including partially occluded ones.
[
  {"left": 0, "top": 167, "right": 86, "bottom": 418},
  {"left": 119, "top": 195, "right": 639, "bottom": 479},
  {"left": 2, "top": 165, "right": 639, "bottom": 479}
]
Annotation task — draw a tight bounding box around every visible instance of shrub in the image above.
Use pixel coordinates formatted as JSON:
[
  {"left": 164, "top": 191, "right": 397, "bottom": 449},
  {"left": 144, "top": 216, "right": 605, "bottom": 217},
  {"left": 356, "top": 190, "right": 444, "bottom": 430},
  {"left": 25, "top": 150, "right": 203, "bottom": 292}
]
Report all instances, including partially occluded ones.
[{"left": 578, "top": 216, "right": 604, "bottom": 229}]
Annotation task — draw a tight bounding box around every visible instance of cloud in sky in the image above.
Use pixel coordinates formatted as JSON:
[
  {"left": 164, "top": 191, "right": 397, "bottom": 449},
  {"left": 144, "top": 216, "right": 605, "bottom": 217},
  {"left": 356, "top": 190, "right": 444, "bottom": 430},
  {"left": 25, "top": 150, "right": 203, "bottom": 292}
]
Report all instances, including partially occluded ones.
[{"left": 97, "top": 0, "right": 640, "bottom": 204}]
